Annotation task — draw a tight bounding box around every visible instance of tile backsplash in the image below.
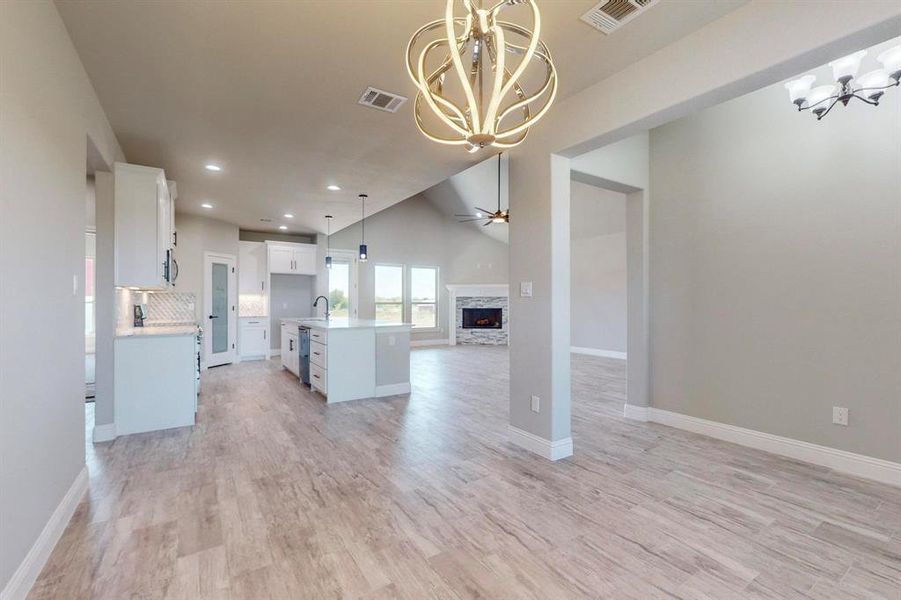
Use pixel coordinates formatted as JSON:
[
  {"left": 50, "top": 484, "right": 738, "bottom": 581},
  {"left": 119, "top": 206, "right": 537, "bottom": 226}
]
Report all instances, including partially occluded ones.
[
  {"left": 146, "top": 292, "right": 196, "bottom": 325},
  {"left": 117, "top": 289, "right": 197, "bottom": 328}
]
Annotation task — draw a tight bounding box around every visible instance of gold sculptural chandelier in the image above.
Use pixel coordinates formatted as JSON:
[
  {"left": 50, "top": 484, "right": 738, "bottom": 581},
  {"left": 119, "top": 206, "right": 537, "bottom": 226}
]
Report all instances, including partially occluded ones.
[{"left": 406, "top": 0, "right": 557, "bottom": 152}]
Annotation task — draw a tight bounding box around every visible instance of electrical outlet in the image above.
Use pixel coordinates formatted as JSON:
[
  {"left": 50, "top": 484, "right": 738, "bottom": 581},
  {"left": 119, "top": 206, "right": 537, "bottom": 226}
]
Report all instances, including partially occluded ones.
[
  {"left": 530, "top": 395, "right": 540, "bottom": 413},
  {"left": 832, "top": 406, "right": 849, "bottom": 426},
  {"left": 520, "top": 281, "right": 533, "bottom": 297},
  {"left": 388, "top": 335, "right": 396, "bottom": 347}
]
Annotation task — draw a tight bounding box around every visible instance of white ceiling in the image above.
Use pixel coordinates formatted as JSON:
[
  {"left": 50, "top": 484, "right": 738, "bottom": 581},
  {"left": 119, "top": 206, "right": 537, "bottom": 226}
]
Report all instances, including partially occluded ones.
[{"left": 56, "top": 0, "right": 745, "bottom": 235}]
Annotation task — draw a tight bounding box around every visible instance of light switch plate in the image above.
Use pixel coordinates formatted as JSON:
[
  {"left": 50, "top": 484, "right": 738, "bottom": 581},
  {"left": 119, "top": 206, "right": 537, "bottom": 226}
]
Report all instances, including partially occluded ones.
[
  {"left": 530, "top": 395, "right": 540, "bottom": 413},
  {"left": 520, "top": 281, "right": 533, "bottom": 297},
  {"left": 832, "top": 406, "right": 849, "bottom": 426}
]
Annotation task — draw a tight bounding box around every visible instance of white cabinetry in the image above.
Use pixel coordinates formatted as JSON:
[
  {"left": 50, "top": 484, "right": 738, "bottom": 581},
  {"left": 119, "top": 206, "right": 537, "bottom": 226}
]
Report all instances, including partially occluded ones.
[
  {"left": 267, "top": 242, "right": 317, "bottom": 275},
  {"left": 239, "top": 317, "right": 268, "bottom": 359},
  {"left": 114, "top": 162, "right": 176, "bottom": 289},
  {"left": 280, "top": 323, "right": 299, "bottom": 376},
  {"left": 239, "top": 241, "right": 268, "bottom": 296}
]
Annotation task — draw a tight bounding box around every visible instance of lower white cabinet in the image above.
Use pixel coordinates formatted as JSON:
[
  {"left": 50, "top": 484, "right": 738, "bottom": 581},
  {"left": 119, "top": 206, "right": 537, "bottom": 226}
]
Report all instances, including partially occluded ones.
[
  {"left": 239, "top": 317, "right": 268, "bottom": 359},
  {"left": 114, "top": 334, "right": 196, "bottom": 436},
  {"left": 280, "top": 323, "right": 299, "bottom": 376}
]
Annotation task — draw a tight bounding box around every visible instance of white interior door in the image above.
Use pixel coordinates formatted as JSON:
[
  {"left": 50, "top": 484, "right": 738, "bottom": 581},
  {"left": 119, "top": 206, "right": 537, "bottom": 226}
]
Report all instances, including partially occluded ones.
[
  {"left": 327, "top": 250, "right": 359, "bottom": 318},
  {"left": 204, "top": 252, "right": 237, "bottom": 367}
]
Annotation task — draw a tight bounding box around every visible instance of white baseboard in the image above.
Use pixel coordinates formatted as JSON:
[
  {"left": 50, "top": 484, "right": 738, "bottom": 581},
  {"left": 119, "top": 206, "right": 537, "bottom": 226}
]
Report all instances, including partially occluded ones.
[
  {"left": 269, "top": 349, "right": 280, "bottom": 357},
  {"left": 92, "top": 423, "right": 117, "bottom": 443},
  {"left": 571, "top": 346, "right": 627, "bottom": 360},
  {"left": 507, "top": 425, "right": 573, "bottom": 461},
  {"left": 1, "top": 467, "right": 88, "bottom": 600},
  {"left": 624, "top": 407, "right": 901, "bottom": 488},
  {"left": 410, "top": 338, "right": 449, "bottom": 347},
  {"left": 622, "top": 404, "right": 650, "bottom": 422},
  {"left": 376, "top": 382, "right": 412, "bottom": 397}
]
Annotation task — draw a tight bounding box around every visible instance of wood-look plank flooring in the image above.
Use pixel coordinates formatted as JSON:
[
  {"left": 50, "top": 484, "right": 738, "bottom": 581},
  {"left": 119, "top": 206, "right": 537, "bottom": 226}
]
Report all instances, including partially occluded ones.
[{"left": 31, "top": 347, "right": 901, "bottom": 599}]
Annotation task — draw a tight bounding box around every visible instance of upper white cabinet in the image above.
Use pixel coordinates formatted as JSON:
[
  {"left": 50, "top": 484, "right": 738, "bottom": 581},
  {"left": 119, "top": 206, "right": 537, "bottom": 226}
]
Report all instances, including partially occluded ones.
[
  {"left": 238, "top": 241, "right": 267, "bottom": 296},
  {"left": 114, "top": 162, "right": 176, "bottom": 290},
  {"left": 267, "top": 242, "right": 317, "bottom": 276}
]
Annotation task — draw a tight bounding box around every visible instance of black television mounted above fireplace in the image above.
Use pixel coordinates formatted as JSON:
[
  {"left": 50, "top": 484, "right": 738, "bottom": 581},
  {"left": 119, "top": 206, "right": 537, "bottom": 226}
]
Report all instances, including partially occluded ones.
[{"left": 462, "top": 308, "right": 502, "bottom": 329}]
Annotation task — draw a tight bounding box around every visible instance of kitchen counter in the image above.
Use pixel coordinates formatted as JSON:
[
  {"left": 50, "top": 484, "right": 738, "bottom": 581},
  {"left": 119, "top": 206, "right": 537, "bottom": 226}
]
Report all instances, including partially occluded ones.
[
  {"left": 116, "top": 324, "right": 199, "bottom": 338},
  {"left": 280, "top": 318, "right": 411, "bottom": 331},
  {"left": 279, "top": 318, "right": 411, "bottom": 403}
]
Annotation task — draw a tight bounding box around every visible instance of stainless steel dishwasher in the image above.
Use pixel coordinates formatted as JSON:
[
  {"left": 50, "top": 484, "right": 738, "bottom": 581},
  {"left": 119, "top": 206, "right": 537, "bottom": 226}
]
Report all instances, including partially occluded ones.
[{"left": 298, "top": 326, "right": 311, "bottom": 385}]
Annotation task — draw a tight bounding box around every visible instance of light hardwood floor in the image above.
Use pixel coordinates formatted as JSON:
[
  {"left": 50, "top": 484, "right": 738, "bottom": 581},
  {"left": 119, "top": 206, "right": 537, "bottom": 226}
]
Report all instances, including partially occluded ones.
[{"left": 31, "top": 347, "right": 901, "bottom": 599}]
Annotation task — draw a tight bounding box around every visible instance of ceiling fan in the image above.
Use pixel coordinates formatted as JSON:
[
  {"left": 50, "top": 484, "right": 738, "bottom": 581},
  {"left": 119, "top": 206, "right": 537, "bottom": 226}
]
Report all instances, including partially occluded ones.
[{"left": 456, "top": 153, "right": 509, "bottom": 226}]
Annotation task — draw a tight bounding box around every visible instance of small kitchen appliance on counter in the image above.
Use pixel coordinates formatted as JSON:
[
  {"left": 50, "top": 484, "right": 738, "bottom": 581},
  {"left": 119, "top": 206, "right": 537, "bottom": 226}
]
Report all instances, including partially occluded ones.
[{"left": 133, "top": 303, "right": 147, "bottom": 327}]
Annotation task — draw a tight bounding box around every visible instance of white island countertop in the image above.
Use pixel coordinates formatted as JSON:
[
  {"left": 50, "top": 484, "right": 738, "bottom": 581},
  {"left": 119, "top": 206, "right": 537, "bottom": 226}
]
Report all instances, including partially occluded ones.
[
  {"left": 116, "top": 324, "right": 199, "bottom": 338},
  {"left": 280, "top": 318, "right": 411, "bottom": 331}
]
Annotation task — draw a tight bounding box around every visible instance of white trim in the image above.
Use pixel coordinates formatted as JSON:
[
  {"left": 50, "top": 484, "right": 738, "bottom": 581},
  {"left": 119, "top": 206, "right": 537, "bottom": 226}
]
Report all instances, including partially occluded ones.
[
  {"left": 571, "top": 346, "right": 627, "bottom": 360},
  {"left": 507, "top": 425, "right": 573, "bottom": 461},
  {"left": 622, "top": 404, "right": 649, "bottom": 422},
  {"left": 269, "top": 349, "right": 280, "bottom": 357},
  {"left": 410, "top": 338, "right": 449, "bottom": 347},
  {"left": 92, "top": 422, "right": 117, "bottom": 442},
  {"left": 624, "top": 407, "right": 901, "bottom": 488},
  {"left": 376, "top": 382, "right": 412, "bottom": 397},
  {"left": 1, "top": 467, "right": 88, "bottom": 600}
]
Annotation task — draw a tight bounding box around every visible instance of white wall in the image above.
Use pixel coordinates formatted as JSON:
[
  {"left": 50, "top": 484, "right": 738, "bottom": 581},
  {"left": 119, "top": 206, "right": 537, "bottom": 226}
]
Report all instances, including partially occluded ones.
[
  {"left": 329, "top": 194, "right": 509, "bottom": 342},
  {"left": 649, "top": 41, "right": 901, "bottom": 462},
  {"left": 0, "top": 0, "right": 124, "bottom": 593},
  {"left": 570, "top": 183, "right": 627, "bottom": 354}
]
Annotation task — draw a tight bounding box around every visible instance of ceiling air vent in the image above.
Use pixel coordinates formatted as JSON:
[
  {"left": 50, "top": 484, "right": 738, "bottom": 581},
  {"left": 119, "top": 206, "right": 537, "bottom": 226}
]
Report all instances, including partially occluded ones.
[
  {"left": 580, "top": 0, "right": 661, "bottom": 35},
  {"left": 358, "top": 86, "right": 408, "bottom": 113}
]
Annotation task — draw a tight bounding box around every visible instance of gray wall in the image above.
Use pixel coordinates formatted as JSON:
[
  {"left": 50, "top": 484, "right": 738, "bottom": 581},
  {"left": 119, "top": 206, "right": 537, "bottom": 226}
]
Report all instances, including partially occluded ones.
[
  {"left": 269, "top": 274, "right": 314, "bottom": 350},
  {"left": 649, "top": 46, "right": 901, "bottom": 462},
  {"left": 0, "top": 1, "right": 125, "bottom": 591},
  {"left": 329, "top": 194, "right": 509, "bottom": 342},
  {"left": 174, "top": 213, "right": 239, "bottom": 325},
  {"left": 239, "top": 230, "right": 314, "bottom": 244},
  {"left": 570, "top": 182, "right": 627, "bottom": 353}
]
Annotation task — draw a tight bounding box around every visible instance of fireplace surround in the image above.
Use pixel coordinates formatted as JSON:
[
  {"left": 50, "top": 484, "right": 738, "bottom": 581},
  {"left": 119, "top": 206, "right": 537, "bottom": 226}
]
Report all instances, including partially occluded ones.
[{"left": 446, "top": 284, "right": 509, "bottom": 346}]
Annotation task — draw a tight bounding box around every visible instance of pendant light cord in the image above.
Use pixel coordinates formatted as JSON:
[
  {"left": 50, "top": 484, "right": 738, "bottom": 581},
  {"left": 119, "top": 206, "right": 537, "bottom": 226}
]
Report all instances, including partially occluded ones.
[{"left": 497, "top": 152, "right": 501, "bottom": 213}]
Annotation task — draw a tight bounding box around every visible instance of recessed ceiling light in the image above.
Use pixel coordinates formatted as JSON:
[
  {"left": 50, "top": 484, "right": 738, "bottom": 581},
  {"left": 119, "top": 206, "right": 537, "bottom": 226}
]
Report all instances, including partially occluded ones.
[
  {"left": 284, "top": 213, "right": 294, "bottom": 218},
  {"left": 327, "top": 185, "right": 341, "bottom": 191},
  {"left": 278, "top": 225, "right": 288, "bottom": 230},
  {"left": 201, "top": 203, "right": 213, "bottom": 209},
  {"left": 205, "top": 164, "right": 222, "bottom": 172}
]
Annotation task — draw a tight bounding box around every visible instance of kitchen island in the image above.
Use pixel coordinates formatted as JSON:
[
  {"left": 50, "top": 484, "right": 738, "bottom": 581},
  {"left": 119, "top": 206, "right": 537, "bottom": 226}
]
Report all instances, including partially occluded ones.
[{"left": 280, "top": 318, "right": 412, "bottom": 403}]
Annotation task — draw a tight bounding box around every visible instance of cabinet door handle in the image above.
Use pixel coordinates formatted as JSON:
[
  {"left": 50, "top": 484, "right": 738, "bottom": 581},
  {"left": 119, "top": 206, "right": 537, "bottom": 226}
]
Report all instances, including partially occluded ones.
[
  {"left": 263, "top": 330, "right": 266, "bottom": 340},
  {"left": 313, "top": 374, "right": 320, "bottom": 379},
  {"left": 313, "top": 351, "right": 320, "bottom": 356},
  {"left": 289, "top": 339, "right": 294, "bottom": 351}
]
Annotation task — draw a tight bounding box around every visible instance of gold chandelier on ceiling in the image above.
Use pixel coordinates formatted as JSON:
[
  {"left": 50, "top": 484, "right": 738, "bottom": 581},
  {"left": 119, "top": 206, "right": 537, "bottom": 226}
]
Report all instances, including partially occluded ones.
[{"left": 405, "top": 0, "right": 557, "bottom": 152}]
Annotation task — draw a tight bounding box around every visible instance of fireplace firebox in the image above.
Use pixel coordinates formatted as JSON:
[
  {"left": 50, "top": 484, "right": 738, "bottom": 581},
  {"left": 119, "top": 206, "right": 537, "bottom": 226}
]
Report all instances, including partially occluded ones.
[{"left": 462, "top": 308, "right": 502, "bottom": 329}]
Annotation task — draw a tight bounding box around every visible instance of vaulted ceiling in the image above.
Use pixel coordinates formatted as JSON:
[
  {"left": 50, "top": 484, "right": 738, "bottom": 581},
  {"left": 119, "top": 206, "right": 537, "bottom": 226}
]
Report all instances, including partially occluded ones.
[{"left": 56, "top": 0, "right": 745, "bottom": 235}]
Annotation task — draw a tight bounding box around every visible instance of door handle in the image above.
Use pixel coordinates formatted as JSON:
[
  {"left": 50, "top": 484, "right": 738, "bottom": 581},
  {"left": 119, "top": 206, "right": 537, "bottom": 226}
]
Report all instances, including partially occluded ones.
[{"left": 209, "top": 315, "right": 218, "bottom": 319}]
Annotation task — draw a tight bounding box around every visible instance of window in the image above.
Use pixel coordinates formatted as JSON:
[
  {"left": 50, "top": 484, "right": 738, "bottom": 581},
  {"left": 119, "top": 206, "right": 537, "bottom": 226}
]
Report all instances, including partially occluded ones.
[
  {"left": 374, "top": 264, "right": 404, "bottom": 324},
  {"left": 410, "top": 267, "right": 438, "bottom": 329},
  {"left": 328, "top": 260, "right": 351, "bottom": 319},
  {"left": 85, "top": 233, "right": 96, "bottom": 336}
]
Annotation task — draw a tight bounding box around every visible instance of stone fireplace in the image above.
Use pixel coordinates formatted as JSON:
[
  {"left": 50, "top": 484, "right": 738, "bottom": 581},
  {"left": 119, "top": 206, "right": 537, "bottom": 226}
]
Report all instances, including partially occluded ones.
[{"left": 446, "top": 284, "right": 509, "bottom": 346}]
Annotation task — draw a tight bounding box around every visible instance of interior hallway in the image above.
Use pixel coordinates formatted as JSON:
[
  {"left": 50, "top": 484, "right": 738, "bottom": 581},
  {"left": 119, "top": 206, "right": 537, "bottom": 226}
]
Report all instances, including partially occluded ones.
[{"left": 32, "top": 347, "right": 901, "bottom": 599}]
